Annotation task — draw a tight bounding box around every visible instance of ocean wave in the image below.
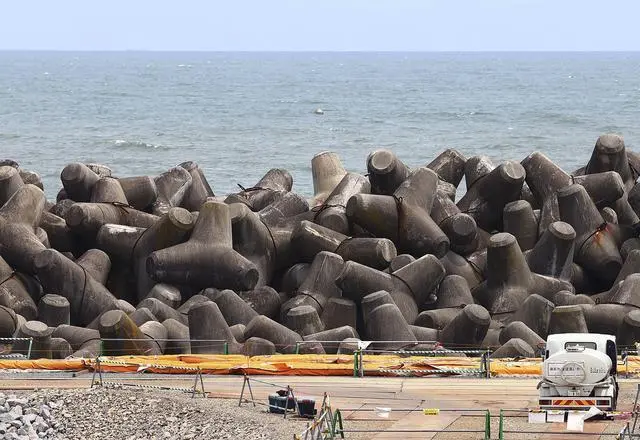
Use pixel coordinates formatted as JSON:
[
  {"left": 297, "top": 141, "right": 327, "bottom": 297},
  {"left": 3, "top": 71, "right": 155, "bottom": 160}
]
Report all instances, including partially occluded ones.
[{"left": 112, "top": 139, "right": 168, "bottom": 150}]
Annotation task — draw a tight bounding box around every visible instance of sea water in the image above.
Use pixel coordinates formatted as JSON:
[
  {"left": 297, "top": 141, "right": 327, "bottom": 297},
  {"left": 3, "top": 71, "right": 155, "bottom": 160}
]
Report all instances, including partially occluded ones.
[{"left": 1, "top": 51, "right": 640, "bottom": 199}]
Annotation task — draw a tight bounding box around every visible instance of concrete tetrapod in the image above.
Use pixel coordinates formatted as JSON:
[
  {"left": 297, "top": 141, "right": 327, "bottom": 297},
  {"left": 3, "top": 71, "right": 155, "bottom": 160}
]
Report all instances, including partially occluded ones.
[
  {"left": 387, "top": 254, "right": 415, "bottom": 273},
  {"left": 366, "top": 149, "right": 410, "bottom": 195},
  {"left": 117, "top": 175, "right": 157, "bottom": 211},
  {"left": 229, "top": 324, "right": 246, "bottom": 343},
  {"left": 346, "top": 167, "right": 450, "bottom": 258},
  {"left": 503, "top": 200, "right": 538, "bottom": 251},
  {"left": 226, "top": 168, "right": 293, "bottom": 211},
  {"left": 472, "top": 233, "right": 572, "bottom": 318},
  {"left": 337, "top": 256, "right": 446, "bottom": 324},
  {"left": 291, "top": 220, "right": 397, "bottom": 268},
  {"left": 95, "top": 224, "right": 145, "bottom": 262},
  {"left": 0, "top": 185, "right": 47, "bottom": 274},
  {"left": 303, "top": 325, "right": 359, "bottom": 354},
  {"left": 147, "top": 201, "right": 259, "bottom": 291},
  {"left": 151, "top": 166, "right": 192, "bottom": 215},
  {"left": 65, "top": 200, "right": 159, "bottom": 239},
  {"left": 314, "top": 172, "right": 370, "bottom": 235},
  {"left": 556, "top": 184, "right": 622, "bottom": 286},
  {"left": 414, "top": 309, "right": 460, "bottom": 331},
  {"left": 281, "top": 251, "right": 344, "bottom": 317},
  {"left": 525, "top": 221, "right": 576, "bottom": 281},
  {"left": 188, "top": 301, "right": 238, "bottom": 354},
  {"left": 128, "top": 308, "right": 158, "bottom": 327},
  {"left": 425, "top": 148, "right": 467, "bottom": 188},
  {"left": 144, "top": 283, "right": 181, "bottom": 309},
  {"left": 309, "top": 152, "right": 347, "bottom": 206},
  {"left": 140, "top": 320, "right": 168, "bottom": 354},
  {"left": 90, "top": 177, "right": 128, "bottom": 204},
  {"left": 360, "top": 291, "right": 395, "bottom": 328},
  {"left": 510, "top": 294, "right": 554, "bottom": 339},
  {"left": 243, "top": 337, "right": 277, "bottom": 356},
  {"left": 129, "top": 207, "right": 195, "bottom": 300},
  {"left": 548, "top": 305, "right": 589, "bottom": 334},
  {"left": 213, "top": 289, "right": 259, "bottom": 327},
  {"left": 34, "top": 249, "right": 119, "bottom": 326},
  {"left": 0, "top": 256, "right": 37, "bottom": 320},
  {"left": 438, "top": 304, "right": 491, "bottom": 347},
  {"left": 365, "top": 303, "right": 416, "bottom": 351},
  {"left": 98, "top": 309, "right": 159, "bottom": 356},
  {"left": 14, "top": 321, "right": 53, "bottom": 359},
  {"left": 283, "top": 305, "right": 324, "bottom": 337},
  {"left": 522, "top": 151, "right": 626, "bottom": 236},
  {"left": 244, "top": 315, "right": 302, "bottom": 354},
  {"left": 491, "top": 338, "right": 535, "bottom": 358},
  {"left": 257, "top": 191, "right": 309, "bottom": 227},
  {"left": 236, "top": 286, "right": 283, "bottom": 319},
  {"left": 137, "top": 298, "right": 186, "bottom": 325},
  {"left": 37, "top": 294, "right": 70, "bottom": 327},
  {"left": 229, "top": 203, "right": 277, "bottom": 287},
  {"left": 179, "top": 161, "right": 215, "bottom": 212},
  {"left": 457, "top": 161, "right": 526, "bottom": 232},
  {"left": 552, "top": 291, "right": 595, "bottom": 306},
  {"left": 0, "top": 306, "right": 18, "bottom": 338},
  {"left": 75, "top": 249, "right": 111, "bottom": 286},
  {"left": 50, "top": 338, "right": 73, "bottom": 359},
  {"left": 321, "top": 297, "right": 357, "bottom": 331},
  {"left": 0, "top": 166, "right": 25, "bottom": 207},
  {"left": 431, "top": 191, "right": 484, "bottom": 256},
  {"left": 498, "top": 321, "right": 544, "bottom": 350},
  {"left": 279, "top": 263, "right": 310, "bottom": 294},
  {"left": 617, "top": 310, "right": 640, "bottom": 347},
  {"left": 596, "top": 273, "right": 640, "bottom": 308},
  {"left": 60, "top": 163, "right": 100, "bottom": 202},
  {"left": 177, "top": 295, "right": 213, "bottom": 317},
  {"left": 583, "top": 134, "right": 636, "bottom": 189},
  {"left": 464, "top": 156, "right": 495, "bottom": 190},
  {"left": 439, "top": 250, "right": 485, "bottom": 290},
  {"left": 40, "top": 211, "right": 79, "bottom": 254},
  {"left": 51, "top": 325, "right": 100, "bottom": 355},
  {"left": 435, "top": 275, "right": 474, "bottom": 309},
  {"left": 580, "top": 304, "right": 631, "bottom": 335},
  {"left": 162, "top": 318, "right": 190, "bottom": 355}
]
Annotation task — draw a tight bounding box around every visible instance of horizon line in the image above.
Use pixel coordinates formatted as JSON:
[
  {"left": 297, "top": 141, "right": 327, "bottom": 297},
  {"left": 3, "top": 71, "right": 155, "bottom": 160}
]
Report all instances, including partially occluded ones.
[{"left": 1, "top": 49, "right": 640, "bottom": 53}]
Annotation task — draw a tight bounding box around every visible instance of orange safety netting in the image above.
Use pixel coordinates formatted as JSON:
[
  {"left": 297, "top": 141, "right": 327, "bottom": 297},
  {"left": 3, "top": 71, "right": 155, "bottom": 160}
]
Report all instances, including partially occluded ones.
[{"left": 0, "top": 355, "right": 637, "bottom": 377}]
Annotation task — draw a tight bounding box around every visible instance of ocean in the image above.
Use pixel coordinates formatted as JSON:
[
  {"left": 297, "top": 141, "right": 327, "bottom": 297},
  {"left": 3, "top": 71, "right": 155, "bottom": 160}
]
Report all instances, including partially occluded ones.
[{"left": 1, "top": 51, "right": 640, "bottom": 200}]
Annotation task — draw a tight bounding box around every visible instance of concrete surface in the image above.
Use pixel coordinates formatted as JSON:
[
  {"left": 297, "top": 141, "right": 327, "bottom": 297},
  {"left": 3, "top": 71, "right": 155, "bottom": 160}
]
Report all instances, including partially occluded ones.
[{"left": 0, "top": 373, "right": 636, "bottom": 439}]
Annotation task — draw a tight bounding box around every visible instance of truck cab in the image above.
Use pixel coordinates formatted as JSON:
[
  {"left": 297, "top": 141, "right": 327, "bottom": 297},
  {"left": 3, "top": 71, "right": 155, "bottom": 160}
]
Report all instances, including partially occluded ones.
[{"left": 538, "top": 333, "right": 618, "bottom": 411}]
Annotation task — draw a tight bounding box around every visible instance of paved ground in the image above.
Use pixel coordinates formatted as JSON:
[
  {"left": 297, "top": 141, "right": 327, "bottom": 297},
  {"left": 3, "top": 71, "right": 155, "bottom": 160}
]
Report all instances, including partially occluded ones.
[{"left": 0, "top": 372, "right": 636, "bottom": 439}]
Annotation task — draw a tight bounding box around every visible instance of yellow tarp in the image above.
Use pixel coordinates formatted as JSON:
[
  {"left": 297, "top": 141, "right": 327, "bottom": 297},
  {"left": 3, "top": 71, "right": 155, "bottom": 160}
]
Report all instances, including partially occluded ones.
[{"left": 0, "top": 355, "right": 637, "bottom": 377}]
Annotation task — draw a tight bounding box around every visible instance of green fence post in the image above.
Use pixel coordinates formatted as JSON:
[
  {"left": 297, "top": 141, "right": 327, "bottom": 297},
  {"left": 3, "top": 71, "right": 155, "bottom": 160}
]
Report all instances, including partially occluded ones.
[
  {"left": 295, "top": 342, "right": 300, "bottom": 355},
  {"left": 26, "top": 338, "right": 33, "bottom": 360},
  {"left": 353, "top": 350, "right": 359, "bottom": 378},
  {"left": 99, "top": 339, "right": 104, "bottom": 357},
  {"left": 224, "top": 342, "right": 229, "bottom": 355},
  {"left": 484, "top": 409, "right": 491, "bottom": 440},
  {"left": 499, "top": 409, "right": 504, "bottom": 440},
  {"left": 332, "top": 409, "right": 344, "bottom": 439}
]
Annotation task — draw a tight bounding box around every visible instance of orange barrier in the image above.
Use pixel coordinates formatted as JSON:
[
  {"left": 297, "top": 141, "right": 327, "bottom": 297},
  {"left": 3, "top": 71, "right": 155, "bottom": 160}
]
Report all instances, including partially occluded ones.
[
  {"left": 0, "top": 355, "right": 637, "bottom": 377},
  {"left": 0, "top": 359, "right": 86, "bottom": 371}
]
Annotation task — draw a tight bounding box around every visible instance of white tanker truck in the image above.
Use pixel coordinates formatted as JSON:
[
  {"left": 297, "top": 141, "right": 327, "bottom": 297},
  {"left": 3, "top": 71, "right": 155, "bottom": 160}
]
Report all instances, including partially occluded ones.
[{"left": 538, "top": 333, "right": 618, "bottom": 411}]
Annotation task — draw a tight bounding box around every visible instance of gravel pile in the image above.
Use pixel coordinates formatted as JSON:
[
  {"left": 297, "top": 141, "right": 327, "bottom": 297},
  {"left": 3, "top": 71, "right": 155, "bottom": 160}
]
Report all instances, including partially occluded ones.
[
  {"left": 7, "top": 387, "right": 304, "bottom": 440},
  {"left": 0, "top": 392, "right": 59, "bottom": 439}
]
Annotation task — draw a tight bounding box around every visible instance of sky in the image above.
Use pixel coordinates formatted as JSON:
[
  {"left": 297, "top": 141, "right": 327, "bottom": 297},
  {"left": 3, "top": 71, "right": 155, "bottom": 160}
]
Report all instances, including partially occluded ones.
[{"left": 1, "top": 0, "right": 639, "bottom": 51}]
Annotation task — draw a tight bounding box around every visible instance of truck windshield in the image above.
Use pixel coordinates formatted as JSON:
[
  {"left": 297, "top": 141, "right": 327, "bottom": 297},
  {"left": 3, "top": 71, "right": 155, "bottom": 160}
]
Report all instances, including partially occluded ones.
[{"left": 565, "top": 342, "right": 596, "bottom": 350}]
